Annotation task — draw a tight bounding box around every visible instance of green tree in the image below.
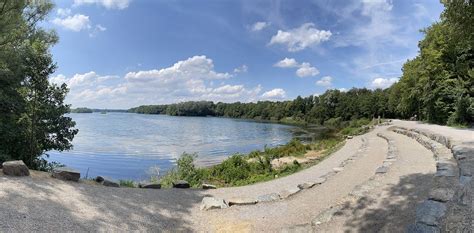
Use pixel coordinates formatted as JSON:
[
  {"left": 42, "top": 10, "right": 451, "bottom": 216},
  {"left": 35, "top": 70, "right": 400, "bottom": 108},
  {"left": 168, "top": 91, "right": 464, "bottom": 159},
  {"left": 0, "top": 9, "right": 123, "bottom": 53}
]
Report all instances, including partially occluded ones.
[{"left": 0, "top": 0, "right": 78, "bottom": 168}]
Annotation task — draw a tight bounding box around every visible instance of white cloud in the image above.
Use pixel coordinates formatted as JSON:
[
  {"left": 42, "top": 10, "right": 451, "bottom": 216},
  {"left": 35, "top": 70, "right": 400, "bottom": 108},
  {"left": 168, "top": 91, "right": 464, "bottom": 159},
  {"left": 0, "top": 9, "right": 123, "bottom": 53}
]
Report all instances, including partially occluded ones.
[
  {"left": 274, "top": 58, "right": 319, "bottom": 77},
  {"left": 296, "top": 62, "right": 319, "bottom": 77},
  {"left": 316, "top": 76, "right": 332, "bottom": 86},
  {"left": 233, "top": 64, "right": 248, "bottom": 73},
  {"left": 125, "top": 55, "right": 232, "bottom": 82},
  {"left": 55, "top": 56, "right": 273, "bottom": 108},
  {"left": 269, "top": 23, "right": 332, "bottom": 52},
  {"left": 370, "top": 77, "right": 398, "bottom": 89},
  {"left": 52, "top": 14, "right": 91, "bottom": 31},
  {"left": 56, "top": 8, "right": 71, "bottom": 17},
  {"left": 89, "top": 24, "right": 107, "bottom": 37},
  {"left": 261, "top": 88, "right": 286, "bottom": 99},
  {"left": 73, "top": 0, "right": 131, "bottom": 10},
  {"left": 250, "top": 21, "right": 270, "bottom": 32},
  {"left": 274, "top": 58, "right": 299, "bottom": 68}
]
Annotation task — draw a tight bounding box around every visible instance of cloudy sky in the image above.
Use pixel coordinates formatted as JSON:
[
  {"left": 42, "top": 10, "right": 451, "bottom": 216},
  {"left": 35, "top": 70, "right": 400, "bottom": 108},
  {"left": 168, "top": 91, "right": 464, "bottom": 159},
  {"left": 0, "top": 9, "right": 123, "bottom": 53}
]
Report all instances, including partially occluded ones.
[{"left": 46, "top": 0, "right": 443, "bottom": 109}]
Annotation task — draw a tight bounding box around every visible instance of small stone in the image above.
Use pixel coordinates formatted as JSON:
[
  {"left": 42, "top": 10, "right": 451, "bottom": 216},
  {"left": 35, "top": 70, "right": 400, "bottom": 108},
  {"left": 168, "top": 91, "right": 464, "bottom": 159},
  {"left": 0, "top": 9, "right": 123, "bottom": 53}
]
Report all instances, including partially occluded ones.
[
  {"left": 227, "top": 198, "right": 257, "bottom": 206},
  {"left": 416, "top": 200, "right": 447, "bottom": 226},
  {"left": 2, "top": 160, "right": 30, "bottom": 176},
  {"left": 279, "top": 187, "right": 301, "bottom": 199},
  {"left": 172, "top": 180, "right": 190, "bottom": 188},
  {"left": 200, "top": 197, "right": 228, "bottom": 211},
  {"left": 314, "top": 177, "right": 327, "bottom": 184},
  {"left": 375, "top": 166, "right": 388, "bottom": 174},
  {"left": 429, "top": 188, "right": 455, "bottom": 202},
  {"left": 257, "top": 193, "right": 280, "bottom": 202},
  {"left": 281, "top": 224, "right": 313, "bottom": 233},
  {"left": 333, "top": 167, "right": 344, "bottom": 173},
  {"left": 298, "top": 182, "right": 316, "bottom": 189},
  {"left": 202, "top": 183, "right": 216, "bottom": 189},
  {"left": 311, "top": 206, "right": 342, "bottom": 226},
  {"left": 138, "top": 182, "right": 161, "bottom": 189},
  {"left": 102, "top": 178, "right": 120, "bottom": 187},
  {"left": 52, "top": 167, "right": 80, "bottom": 182},
  {"left": 384, "top": 159, "right": 397, "bottom": 162},
  {"left": 346, "top": 135, "right": 353, "bottom": 139}
]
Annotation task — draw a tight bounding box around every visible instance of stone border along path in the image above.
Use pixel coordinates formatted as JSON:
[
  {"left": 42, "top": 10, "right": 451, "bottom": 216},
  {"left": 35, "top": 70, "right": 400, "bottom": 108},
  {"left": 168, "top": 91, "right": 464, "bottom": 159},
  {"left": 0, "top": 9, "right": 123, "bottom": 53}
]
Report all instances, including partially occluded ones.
[
  {"left": 306, "top": 131, "right": 402, "bottom": 228},
  {"left": 200, "top": 136, "right": 370, "bottom": 211},
  {"left": 391, "top": 126, "right": 473, "bottom": 232}
]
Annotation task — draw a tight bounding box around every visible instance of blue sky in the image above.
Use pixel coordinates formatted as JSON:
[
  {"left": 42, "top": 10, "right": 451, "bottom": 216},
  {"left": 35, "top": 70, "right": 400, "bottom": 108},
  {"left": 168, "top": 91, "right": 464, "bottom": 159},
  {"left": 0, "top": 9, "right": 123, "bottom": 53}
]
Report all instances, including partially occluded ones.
[{"left": 46, "top": 0, "right": 444, "bottom": 109}]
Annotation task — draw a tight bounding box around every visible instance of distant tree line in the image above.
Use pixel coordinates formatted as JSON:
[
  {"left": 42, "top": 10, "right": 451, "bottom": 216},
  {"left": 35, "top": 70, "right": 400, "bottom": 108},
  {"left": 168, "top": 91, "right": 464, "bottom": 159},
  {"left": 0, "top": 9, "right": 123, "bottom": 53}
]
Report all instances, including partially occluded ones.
[
  {"left": 129, "top": 1, "right": 473, "bottom": 126},
  {"left": 71, "top": 107, "right": 93, "bottom": 113}
]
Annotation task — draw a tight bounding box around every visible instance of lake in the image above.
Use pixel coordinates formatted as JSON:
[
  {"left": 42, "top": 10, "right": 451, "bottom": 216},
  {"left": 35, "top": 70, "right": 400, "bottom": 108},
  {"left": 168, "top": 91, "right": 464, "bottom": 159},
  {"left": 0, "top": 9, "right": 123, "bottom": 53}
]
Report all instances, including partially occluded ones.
[{"left": 46, "top": 113, "right": 298, "bottom": 181}]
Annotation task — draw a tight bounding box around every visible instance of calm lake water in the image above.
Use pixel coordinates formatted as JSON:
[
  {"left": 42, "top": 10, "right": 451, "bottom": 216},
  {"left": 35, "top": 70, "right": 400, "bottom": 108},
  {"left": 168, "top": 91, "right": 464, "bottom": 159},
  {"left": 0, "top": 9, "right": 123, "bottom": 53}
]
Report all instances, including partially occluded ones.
[{"left": 46, "top": 113, "right": 298, "bottom": 181}]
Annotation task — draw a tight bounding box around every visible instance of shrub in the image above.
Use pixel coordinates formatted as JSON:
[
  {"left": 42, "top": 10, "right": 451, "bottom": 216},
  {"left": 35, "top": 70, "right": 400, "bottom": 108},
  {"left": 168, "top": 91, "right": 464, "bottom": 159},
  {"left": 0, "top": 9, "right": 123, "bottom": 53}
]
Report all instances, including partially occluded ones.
[
  {"left": 211, "top": 154, "right": 251, "bottom": 184},
  {"left": 119, "top": 180, "right": 136, "bottom": 188}
]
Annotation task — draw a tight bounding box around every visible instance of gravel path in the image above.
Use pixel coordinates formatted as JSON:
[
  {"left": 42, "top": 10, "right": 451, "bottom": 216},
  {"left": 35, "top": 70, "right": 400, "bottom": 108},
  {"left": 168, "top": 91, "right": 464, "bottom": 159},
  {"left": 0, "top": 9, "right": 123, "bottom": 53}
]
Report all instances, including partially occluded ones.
[{"left": 0, "top": 121, "right": 471, "bottom": 232}]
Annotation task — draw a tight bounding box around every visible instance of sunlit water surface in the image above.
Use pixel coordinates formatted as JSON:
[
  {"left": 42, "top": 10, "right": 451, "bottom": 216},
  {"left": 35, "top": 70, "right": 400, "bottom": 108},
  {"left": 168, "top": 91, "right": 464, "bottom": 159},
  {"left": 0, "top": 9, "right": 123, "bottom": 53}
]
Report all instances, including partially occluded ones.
[{"left": 47, "top": 113, "right": 299, "bottom": 180}]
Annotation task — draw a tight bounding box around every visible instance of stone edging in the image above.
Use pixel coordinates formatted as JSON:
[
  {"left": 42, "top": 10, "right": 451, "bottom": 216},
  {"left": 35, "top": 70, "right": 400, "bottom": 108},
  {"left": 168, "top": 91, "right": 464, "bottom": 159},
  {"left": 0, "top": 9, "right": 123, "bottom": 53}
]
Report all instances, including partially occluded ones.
[
  {"left": 200, "top": 136, "right": 369, "bottom": 211},
  {"left": 390, "top": 126, "right": 473, "bottom": 232}
]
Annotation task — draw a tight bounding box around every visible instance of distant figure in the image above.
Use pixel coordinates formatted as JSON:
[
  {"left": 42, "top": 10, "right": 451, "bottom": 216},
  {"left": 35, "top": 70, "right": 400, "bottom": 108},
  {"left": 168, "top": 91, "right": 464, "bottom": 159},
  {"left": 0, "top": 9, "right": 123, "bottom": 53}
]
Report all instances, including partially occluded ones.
[
  {"left": 409, "top": 114, "right": 417, "bottom": 121},
  {"left": 377, "top": 115, "right": 381, "bottom": 124}
]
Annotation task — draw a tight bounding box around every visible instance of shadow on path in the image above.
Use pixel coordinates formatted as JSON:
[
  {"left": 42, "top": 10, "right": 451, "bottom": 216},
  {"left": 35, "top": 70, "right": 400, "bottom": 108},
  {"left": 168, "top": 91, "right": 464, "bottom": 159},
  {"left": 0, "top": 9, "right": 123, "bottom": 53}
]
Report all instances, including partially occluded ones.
[
  {"left": 341, "top": 173, "right": 435, "bottom": 233},
  {"left": 0, "top": 174, "right": 206, "bottom": 231}
]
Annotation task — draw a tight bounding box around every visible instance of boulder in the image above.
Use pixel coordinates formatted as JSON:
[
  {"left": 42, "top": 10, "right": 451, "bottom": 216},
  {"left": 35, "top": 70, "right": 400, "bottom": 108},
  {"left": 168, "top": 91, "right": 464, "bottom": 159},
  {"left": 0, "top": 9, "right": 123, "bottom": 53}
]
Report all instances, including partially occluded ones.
[
  {"left": 172, "top": 180, "right": 190, "bottom": 188},
  {"left": 375, "top": 166, "right": 388, "bottom": 174},
  {"left": 200, "top": 197, "right": 228, "bottom": 211},
  {"left": 227, "top": 198, "right": 257, "bottom": 206},
  {"left": 279, "top": 187, "right": 301, "bottom": 199},
  {"left": 95, "top": 176, "right": 105, "bottom": 182},
  {"left": 416, "top": 200, "right": 447, "bottom": 226},
  {"left": 429, "top": 188, "right": 454, "bottom": 202},
  {"left": 102, "top": 178, "right": 120, "bottom": 187},
  {"left": 2, "top": 160, "right": 30, "bottom": 176},
  {"left": 52, "top": 167, "right": 80, "bottom": 182},
  {"left": 298, "top": 182, "right": 316, "bottom": 189},
  {"left": 314, "top": 177, "right": 327, "bottom": 185},
  {"left": 257, "top": 193, "right": 280, "bottom": 202},
  {"left": 202, "top": 183, "right": 216, "bottom": 189},
  {"left": 139, "top": 182, "right": 161, "bottom": 189}
]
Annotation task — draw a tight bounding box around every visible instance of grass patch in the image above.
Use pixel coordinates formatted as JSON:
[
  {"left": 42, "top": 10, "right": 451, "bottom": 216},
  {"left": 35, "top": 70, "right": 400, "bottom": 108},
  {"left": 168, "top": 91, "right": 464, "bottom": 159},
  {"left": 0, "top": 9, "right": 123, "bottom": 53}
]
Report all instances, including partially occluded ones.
[
  {"left": 158, "top": 118, "right": 372, "bottom": 188},
  {"left": 119, "top": 180, "right": 136, "bottom": 188}
]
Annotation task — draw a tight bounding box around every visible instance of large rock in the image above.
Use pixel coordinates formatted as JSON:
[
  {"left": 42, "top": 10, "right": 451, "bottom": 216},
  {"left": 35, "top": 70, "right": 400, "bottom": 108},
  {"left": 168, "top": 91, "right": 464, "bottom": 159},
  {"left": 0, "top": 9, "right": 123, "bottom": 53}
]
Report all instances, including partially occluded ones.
[
  {"left": 257, "top": 193, "right": 280, "bottom": 202},
  {"left": 200, "top": 197, "right": 228, "bottom": 211},
  {"left": 138, "top": 182, "right": 161, "bottom": 189},
  {"left": 279, "top": 187, "right": 301, "bottom": 199},
  {"left": 102, "top": 178, "right": 120, "bottom": 187},
  {"left": 172, "top": 180, "right": 190, "bottom": 188},
  {"left": 52, "top": 167, "right": 80, "bottom": 182},
  {"left": 2, "top": 160, "right": 30, "bottom": 176},
  {"left": 416, "top": 200, "right": 447, "bottom": 226},
  {"left": 429, "top": 188, "right": 454, "bottom": 202},
  {"left": 298, "top": 182, "right": 316, "bottom": 189}
]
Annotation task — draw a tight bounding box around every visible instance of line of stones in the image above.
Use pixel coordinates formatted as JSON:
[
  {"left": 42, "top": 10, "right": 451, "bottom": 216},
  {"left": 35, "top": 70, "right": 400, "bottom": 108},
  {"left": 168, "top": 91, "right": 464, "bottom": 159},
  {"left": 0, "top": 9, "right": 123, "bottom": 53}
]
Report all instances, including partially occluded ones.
[
  {"left": 391, "top": 126, "right": 473, "bottom": 232},
  {"left": 307, "top": 132, "right": 398, "bottom": 229},
  {"left": 200, "top": 136, "right": 369, "bottom": 211}
]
